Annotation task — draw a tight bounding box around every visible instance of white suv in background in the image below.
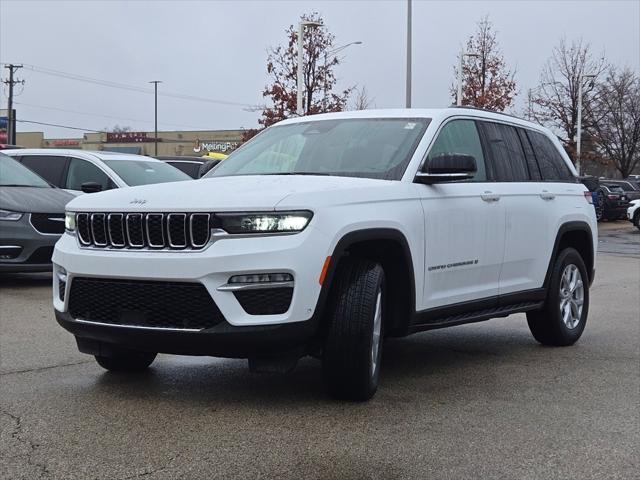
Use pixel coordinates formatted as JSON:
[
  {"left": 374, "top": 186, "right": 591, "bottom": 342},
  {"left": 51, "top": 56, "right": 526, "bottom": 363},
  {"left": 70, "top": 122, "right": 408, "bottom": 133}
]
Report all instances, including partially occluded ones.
[
  {"left": 53, "top": 108, "right": 597, "bottom": 401},
  {"left": 4, "top": 149, "right": 190, "bottom": 194}
]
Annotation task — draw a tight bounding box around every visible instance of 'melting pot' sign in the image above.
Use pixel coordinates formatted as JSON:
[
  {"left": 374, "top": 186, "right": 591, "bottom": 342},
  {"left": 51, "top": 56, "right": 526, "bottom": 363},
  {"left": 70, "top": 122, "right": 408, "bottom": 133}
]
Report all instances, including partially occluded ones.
[{"left": 193, "top": 139, "right": 239, "bottom": 153}]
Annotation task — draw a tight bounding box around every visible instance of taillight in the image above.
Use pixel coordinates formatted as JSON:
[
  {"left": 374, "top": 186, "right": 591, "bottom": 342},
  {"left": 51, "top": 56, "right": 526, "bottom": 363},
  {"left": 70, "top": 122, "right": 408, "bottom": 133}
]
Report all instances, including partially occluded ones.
[
  {"left": 583, "top": 191, "right": 593, "bottom": 204},
  {"left": 607, "top": 194, "right": 620, "bottom": 200}
]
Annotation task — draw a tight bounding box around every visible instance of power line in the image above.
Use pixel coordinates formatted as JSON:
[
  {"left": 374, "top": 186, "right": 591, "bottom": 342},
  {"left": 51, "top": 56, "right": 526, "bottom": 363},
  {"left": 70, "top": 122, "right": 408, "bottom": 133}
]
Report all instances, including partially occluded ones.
[
  {"left": 15, "top": 118, "right": 106, "bottom": 133},
  {"left": 11, "top": 63, "right": 258, "bottom": 109},
  {"left": 13, "top": 100, "right": 213, "bottom": 130}
]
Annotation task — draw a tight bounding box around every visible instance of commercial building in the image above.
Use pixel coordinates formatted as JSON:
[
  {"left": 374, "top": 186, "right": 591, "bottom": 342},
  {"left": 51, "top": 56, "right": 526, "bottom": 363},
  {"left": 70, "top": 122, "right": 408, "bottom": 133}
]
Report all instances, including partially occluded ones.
[{"left": 14, "top": 129, "right": 245, "bottom": 156}]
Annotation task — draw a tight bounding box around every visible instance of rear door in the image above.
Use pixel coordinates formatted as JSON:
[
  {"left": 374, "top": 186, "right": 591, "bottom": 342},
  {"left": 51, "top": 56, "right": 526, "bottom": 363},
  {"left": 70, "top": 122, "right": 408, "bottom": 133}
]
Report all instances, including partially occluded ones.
[
  {"left": 476, "top": 121, "right": 551, "bottom": 295},
  {"left": 419, "top": 118, "right": 505, "bottom": 309},
  {"left": 18, "top": 155, "right": 69, "bottom": 188}
]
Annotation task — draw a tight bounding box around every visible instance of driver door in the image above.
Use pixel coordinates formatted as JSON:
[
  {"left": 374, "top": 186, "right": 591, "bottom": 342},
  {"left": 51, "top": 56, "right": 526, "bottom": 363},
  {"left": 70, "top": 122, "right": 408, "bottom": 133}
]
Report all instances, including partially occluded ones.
[{"left": 418, "top": 119, "right": 506, "bottom": 310}]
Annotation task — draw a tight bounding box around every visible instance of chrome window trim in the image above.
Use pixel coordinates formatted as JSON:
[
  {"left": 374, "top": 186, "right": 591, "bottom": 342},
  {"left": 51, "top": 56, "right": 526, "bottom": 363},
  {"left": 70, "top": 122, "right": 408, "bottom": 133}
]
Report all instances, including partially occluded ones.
[
  {"left": 90, "top": 213, "right": 108, "bottom": 246},
  {"left": 107, "top": 213, "right": 125, "bottom": 247},
  {"left": 146, "top": 213, "right": 165, "bottom": 248}
]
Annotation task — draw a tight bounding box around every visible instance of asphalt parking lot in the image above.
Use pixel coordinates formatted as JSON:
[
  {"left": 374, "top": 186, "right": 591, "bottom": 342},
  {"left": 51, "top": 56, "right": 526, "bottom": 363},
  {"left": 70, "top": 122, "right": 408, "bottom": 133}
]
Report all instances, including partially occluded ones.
[{"left": 1, "top": 222, "right": 638, "bottom": 480}]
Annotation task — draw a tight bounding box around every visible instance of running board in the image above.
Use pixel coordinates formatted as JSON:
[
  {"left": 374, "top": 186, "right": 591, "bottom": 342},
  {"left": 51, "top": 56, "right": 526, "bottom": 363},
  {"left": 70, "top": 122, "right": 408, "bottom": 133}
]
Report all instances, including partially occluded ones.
[{"left": 409, "top": 301, "right": 544, "bottom": 333}]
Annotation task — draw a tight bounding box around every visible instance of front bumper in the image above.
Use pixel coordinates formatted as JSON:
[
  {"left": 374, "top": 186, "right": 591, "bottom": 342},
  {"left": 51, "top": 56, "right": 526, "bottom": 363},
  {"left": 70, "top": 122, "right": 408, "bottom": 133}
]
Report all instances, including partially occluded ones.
[
  {"left": 56, "top": 310, "right": 317, "bottom": 358},
  {"left": 53, "top": 226, "right": 331, "bottom": 331},
  {"left": 0, "top": 216, "right": 60, "bottom": 272}
]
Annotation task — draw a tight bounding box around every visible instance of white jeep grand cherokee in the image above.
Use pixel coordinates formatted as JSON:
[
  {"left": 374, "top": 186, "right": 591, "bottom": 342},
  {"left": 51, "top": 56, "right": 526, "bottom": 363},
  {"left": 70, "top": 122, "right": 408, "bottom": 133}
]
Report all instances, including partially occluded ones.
[{"left": 54, "top": 108, "right": 597, "bottom": 400}]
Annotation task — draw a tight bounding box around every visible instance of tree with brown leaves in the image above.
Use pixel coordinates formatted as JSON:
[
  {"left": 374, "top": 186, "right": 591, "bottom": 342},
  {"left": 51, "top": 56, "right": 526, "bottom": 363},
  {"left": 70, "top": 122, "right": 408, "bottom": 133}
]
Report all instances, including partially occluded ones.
[
  {"left": 258, "top": 12, "right": 353, "bottom": 130},
  {"left": 529, "top": 38, "right": 606, "bottom": 162},
  {"left": 452, "top": 16, "right": 516, "bottom": 112}
]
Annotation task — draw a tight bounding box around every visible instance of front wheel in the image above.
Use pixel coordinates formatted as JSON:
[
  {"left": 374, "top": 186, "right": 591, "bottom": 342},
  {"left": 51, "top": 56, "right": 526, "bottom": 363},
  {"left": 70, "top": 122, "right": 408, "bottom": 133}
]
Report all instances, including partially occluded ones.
[
  {"left": 527, "top": 248, "right": 589, "bottom": 346},
  {"left": 95, "top": 350, "right": 157, "bottom": 372},
  {"left": 322, "top": 258, "right": 385, "bottom": 401}
]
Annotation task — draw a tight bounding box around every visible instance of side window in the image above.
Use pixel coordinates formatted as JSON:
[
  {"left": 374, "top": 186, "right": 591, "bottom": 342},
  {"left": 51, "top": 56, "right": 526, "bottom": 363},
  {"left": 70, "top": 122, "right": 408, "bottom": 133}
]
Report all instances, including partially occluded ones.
[
  {"left": 516, "top": 128, "right": 542, "bottom": 181},
  {"left": 19, "top": 155, "right": 68, "bottom": 187},
  {"left": 526, "top": 130, "right": 575, "bottom": 182},
  {"left": 426, "top": 120, "right": 487, "bottom": 182},
  {"left": 65, "top": 158, "right": 113, "bottom": 191},
  {"left": 477, "top": 122, "right": 529, "bottom": 181}
]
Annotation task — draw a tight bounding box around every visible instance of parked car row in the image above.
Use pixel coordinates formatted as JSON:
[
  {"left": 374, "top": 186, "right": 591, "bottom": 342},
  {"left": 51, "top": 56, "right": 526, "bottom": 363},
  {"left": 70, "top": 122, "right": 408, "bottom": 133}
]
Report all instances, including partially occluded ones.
[
  {"left": 579, "top": 176, "right": 640, "bottom": 221},
  {"left": 0, "top": 149, "right": 224, "bottom": 272}
]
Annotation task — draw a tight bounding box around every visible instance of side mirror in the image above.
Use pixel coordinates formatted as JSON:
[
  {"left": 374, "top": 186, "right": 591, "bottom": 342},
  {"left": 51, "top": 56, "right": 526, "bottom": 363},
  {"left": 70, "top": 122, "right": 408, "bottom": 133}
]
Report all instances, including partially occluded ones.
[
  {"left": 415, "top": 153, "right": 477, "bottom": 185},
  {"left": 81, "top": 182, "right": 103, "bottom": 194}
]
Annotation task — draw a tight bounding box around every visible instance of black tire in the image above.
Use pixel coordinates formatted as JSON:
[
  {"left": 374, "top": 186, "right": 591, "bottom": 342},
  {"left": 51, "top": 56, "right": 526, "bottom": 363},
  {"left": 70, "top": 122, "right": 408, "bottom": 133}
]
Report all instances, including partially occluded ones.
[
  {"left": 634, "top": 212, "right": 640, "bottom": 230},
  {"left": 527, "top": 248, "right": 589, "bottom": 346},
  {"left": 95, "top": 351, "right": 156, "bottom": 372},
  {"left": 322, "top": 258, "right": 385, "bottom": 401}
]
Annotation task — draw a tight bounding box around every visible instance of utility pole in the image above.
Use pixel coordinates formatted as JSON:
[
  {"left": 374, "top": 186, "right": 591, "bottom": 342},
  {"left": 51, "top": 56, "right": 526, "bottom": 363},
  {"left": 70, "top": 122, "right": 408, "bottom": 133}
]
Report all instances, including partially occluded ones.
[
  {"left": 576, "top": 73, "right": 596, "bottom": 176},
  {"left": 149, "top": 80, "right": 162, "bottom": 156},
  {"left": 296, "top": 20, "right": 322, "bottom": 116},
  {"left": 405, "top": 0, "right": 412, "bottom": 108},
  {"left": 3, "top": 64, "right": 24, "bottom": 145}
]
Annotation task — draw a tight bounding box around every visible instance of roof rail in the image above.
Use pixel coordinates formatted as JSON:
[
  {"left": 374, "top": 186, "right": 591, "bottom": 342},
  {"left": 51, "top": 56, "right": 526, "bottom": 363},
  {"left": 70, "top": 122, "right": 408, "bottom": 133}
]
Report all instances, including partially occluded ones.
[{"left": 448, "top": 105, "right": 525, "bottom": 121}]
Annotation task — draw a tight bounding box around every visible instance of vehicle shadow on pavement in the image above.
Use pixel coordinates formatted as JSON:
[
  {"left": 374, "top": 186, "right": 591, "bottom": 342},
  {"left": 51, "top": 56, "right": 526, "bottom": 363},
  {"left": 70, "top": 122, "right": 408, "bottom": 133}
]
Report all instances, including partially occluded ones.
[{"left": 83, "top": 326, "right": 539, "bottom": 406}]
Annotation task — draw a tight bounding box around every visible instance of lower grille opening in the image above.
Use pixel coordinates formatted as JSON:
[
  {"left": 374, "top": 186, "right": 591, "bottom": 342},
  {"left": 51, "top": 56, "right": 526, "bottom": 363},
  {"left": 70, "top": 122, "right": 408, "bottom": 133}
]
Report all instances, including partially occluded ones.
[
  {"left": 26, "top": 246, "right": 53, "bottom": 264},
  {"left": 0, "top": 246, "right": 22, "bottom": 260},
  {"left": 68, "top": 277, "right": 225, "bottom": 330},
  {"left": 234, "top": 287, "right": 293, "bottom": 315}
]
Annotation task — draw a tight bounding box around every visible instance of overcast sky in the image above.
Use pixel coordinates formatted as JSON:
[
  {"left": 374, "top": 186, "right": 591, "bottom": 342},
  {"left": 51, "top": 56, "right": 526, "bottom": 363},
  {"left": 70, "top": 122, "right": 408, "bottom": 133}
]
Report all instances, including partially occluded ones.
[{"left": 1, "top": 0, "right": 639, "bottom": 138}]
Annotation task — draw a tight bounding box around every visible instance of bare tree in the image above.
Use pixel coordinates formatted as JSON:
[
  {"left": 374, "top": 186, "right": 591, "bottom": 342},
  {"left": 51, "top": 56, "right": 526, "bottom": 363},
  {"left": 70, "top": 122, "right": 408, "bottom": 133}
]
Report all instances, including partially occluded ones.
[
  {"left": 351, "top": 85, "right": 374, "bottom": 110},
  {"left": 452, "top": 16, "right": 517, "bottom": 111},
  {"left": 529, "top": 38, "right": 606, "bottom": 162},
  {"left": 590, "top": 67, "right": 640, "bottom": 178},
  {"left": 258, "top": 12, "right": 353, "bottom": 129}
]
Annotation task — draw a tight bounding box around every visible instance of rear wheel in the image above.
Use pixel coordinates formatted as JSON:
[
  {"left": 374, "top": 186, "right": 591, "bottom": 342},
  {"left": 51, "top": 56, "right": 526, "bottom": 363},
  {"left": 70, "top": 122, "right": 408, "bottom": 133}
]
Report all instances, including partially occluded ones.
[
  {"left": 527, "top": 248, "right": 589, "bottom": 346},
  {"left": 95, "top": 351, "right": 156, "bottom": 372},
  {"left": 634, "top": 212, "right": 640, "bottom": 230},
  {"left": 322, "top": 258, "right": 384, "bottom": 401}
]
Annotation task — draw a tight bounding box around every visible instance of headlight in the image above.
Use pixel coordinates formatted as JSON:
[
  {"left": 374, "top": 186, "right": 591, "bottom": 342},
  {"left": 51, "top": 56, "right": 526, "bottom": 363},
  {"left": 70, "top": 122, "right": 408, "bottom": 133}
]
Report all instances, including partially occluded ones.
[
  {"left": 215, "top": 211, "right": 313, "bottom": 234},
  {"left": 65, "top": 212, "right": 76, "bottom": 232},
  {"left": 0, "top": 209, "right": 23, "bottom": 221}
]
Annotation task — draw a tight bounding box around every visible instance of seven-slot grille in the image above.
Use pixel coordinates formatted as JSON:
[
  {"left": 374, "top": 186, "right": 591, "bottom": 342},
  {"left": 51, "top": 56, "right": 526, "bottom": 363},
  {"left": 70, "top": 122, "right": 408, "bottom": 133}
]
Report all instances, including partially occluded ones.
[{"left": 76, "top": 212, "right": 211, "bottom": 250}]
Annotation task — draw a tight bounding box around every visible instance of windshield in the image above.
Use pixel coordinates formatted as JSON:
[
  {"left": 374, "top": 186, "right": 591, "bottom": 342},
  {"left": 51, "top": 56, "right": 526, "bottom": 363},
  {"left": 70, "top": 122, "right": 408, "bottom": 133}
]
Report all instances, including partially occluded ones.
[
  {"left": 104, "top": 159, "right": 191, "bottom": 186},
  {"left": 206, "top": 118, "right": 430, "bottom": 181},
  {"left": 0, "top": 153, "right": 50, "bottom": 187}
]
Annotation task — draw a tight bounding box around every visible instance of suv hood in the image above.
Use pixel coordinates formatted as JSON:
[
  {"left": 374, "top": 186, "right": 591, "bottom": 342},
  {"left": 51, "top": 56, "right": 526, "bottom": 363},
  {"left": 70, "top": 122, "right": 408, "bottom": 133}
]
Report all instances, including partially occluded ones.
[
  {"left": 66, "top": 175, "right": 392, "bottom": 212},
  {"left": 0, "top": 186, "right": 75, "bottom": 213}
]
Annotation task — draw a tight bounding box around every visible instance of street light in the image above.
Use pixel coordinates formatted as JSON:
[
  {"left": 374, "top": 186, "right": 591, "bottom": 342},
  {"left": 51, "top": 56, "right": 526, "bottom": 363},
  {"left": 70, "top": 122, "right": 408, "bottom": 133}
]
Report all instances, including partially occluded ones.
[
  {"left": 456, "top": 50, "right": 478, "bottom": 106},
  {"left": 577, "top": 73, "right": 597, "bottom": 176},
  {"left": 297, "top": 20, "right": 323, "bottom": 116},
  {"left": 406, "top": 0, "right": 412, "bottom": 108},
  {"left": 149, "top": 80, "right": 162, "bottom": 156},
  {"left": 323, "top": 41, "right": 363, "bottom": 110}
]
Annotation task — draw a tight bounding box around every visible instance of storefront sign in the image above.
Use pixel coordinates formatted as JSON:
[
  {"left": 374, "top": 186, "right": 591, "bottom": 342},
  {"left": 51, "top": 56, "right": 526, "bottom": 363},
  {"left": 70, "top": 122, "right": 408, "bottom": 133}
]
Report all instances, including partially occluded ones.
[
  {"left": 107, "top": 132, "right": 155, "bottom": 143},
  {"left": 193, "top": 139, "right": 239, "bottom": 153},
  {"left": 51, "top": 139, "right": 80, "bottom": 146}
]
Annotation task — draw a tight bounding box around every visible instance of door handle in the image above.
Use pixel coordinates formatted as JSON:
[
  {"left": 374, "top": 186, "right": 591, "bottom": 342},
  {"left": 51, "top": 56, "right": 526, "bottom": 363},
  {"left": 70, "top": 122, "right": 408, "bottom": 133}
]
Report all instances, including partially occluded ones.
[
  {"left": 540, "top": 190, "right": 556, "bottom": 200},
  {"left": 481, "top": 192, "right": 500, "bottom": 202}
]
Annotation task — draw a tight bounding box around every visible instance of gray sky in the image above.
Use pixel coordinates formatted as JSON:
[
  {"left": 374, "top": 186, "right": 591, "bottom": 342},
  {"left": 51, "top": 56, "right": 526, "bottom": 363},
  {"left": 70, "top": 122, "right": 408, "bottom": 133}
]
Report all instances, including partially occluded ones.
[{"left": 1, "top": 0, "right": 639, "bottom": 138}]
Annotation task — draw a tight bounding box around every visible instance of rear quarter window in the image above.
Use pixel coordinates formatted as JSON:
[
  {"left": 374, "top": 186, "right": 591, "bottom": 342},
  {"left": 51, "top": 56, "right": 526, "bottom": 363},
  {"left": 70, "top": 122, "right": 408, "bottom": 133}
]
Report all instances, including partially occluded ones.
[{"left": 526, "top": 130, "right": 575, "bottom": 182}]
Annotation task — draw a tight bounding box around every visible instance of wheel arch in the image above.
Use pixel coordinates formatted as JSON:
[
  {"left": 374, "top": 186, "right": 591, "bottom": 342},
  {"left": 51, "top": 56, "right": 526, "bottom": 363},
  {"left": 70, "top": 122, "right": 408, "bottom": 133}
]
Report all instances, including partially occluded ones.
[
  {"left": 312, "top": 228, "right": 416, "bottom": 337},
  {"left": 544, "top": 221, "right": 595, "bottom": 288}
]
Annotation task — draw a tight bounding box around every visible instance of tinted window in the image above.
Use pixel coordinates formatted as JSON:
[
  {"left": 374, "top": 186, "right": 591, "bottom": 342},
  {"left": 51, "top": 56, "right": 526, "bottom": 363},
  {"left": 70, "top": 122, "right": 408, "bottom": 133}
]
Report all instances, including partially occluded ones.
[
  {"left": 0, "top": 153, "right": 50, "bottom": 187},
  {"left": 526, "top": 130, "right": 575, "bottom": 182},
  {"left": 66, "top": 158, "right": 113, "bottom": 191},
  {"left": 478, "top": 122, "right": 529, "bottom": 181},
  {"left": 19, "top": 155, "right": 68, "bottom": 187},
  {"left": 167, "top": 161, "right": 201, "bottom": 178},
  {"left": 103, "top": 160, "right": 191, "bottom": 186},
  {"left": 426, "top": 120, "right": 487, "bottom": 181},
  {"left": 516, "top": 128, "right": 542, "bottom": 181}
]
